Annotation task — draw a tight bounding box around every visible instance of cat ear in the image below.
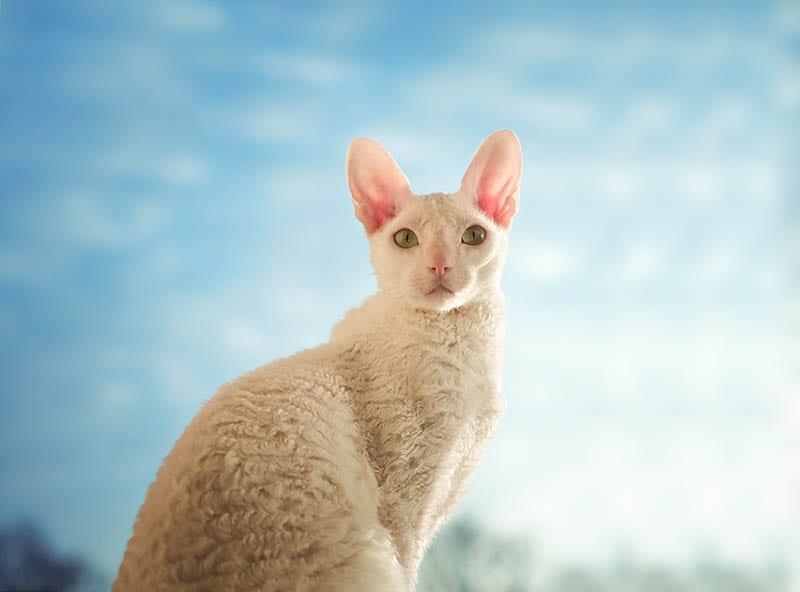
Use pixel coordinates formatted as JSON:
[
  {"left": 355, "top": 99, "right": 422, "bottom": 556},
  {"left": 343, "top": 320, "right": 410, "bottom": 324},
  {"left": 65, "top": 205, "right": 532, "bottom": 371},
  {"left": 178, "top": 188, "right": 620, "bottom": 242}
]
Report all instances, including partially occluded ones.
[
  {"left": 460, "top": 129, "right": 522, "bottom": 228},
  {"left": 346, "top": 138, "right": 412, "bottom": 234}
]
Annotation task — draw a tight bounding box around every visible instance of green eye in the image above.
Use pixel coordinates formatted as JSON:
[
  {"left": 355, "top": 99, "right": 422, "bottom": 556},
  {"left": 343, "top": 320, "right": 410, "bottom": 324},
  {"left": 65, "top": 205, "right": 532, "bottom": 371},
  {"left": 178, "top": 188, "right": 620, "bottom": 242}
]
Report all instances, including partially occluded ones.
[
  {"left": 393, "top": 228, "right": 419, "bottom": 248},
  {"left": 461, "top": 225, "right": 486, "bottom": 245}
]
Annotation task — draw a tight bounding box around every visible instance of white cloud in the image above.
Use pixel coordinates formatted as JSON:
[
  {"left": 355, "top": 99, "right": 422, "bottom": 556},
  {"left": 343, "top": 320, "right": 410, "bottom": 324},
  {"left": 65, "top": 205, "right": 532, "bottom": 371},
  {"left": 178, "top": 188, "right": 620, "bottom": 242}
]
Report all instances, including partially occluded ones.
[
  {"left": 614, "top": 243, "right": 660, "bottom": 287},
  {"left": 664, "top": 159, "right": 783, "bottom": 207},
  {"left": 262, "top": 165, "right": 343, "bottom": 206},
  {"left": 600, "top": 28, "right": 663, "bottom": 68},
  {"left": 298, "top": 0, "right": 384, "bottom": 43},
  {"left": 609, "top": 94, "right": 764, "bottom": 155},
  {"left": 690, "top": 245, "right": 737, "bottom": 290},
  {"left": 631, "top": 29, "right": 769, "bottom": 70},
  {"left": 744, "top": 162, "right": 781, "bottom": 205},
  {"left": 261, "top": 52, "right": 365, "bottom": 86},
  {"left": 477, "top": 421, "right": 796, "bottom": 566},
  {"left": 620, "top": 96, "right": 681, "bottom": 134},
  {"left": 481, "top": 26, "right": 581, "bottom": 62},
  {"left": 515, "top": 94, "right": 597, "bottom": 130},
  {"left": 273, "top": 281, "right": 324, "bottom": 319},
  {"left": 55, "top": 194, "right": 167, "bottom": 247},
  {"left": 521, "top": 163, "right": 582, "bottom": 200},
  {"left": 156, "top": 153, "right": 210, "bottom": 186},
  {"left": 697, "top": 97, "right": 755, "bottom": 139},
  {"left": 474, "top": 24, "right": 771, "bottom": 73},
  {"left": 775, "top": 66, "right": 800, "bottom": 109},
  {"left": 89, "top": 381, "right": 136, "bottom": 424},
  {"left": 412, "top": 62, "right": 598, "bottom": 132},
  {"left": 680, "top": 337, "right": 729, "bottom": 400},
  {"left": 357, "top": 128, "right": 453, "bottom": 168},
  {"left": 778, "top": 0, "right": 800, "bottom": 32},
  {"left": 223, "top": 320, "right": 269, "bottom": 357},
  {"left": 97, "top": 148, "right": 211, "bottom": 186},
  {"left": 505, "top": 311, "right": 792, "bottom": 408},
  {"left": 594, "top": 165, "right": 643, "bottom": 204},
  {"left": 347, "top": 127, "right": 470, "bottom": 192},
  {"left": 61, "top": 42, "right": 188, "bottom": 103},
  {"left": 149, "top": 350, "right": 209, "bottom": 404},
  {"left": 518, "top": 156, "right": 776, "bottom": 208},
  {"left": 97, "top": 381, "right": 134, "bottom": 407},
  {"left": 513, "top": 240, "right": 577, "bottom": 282},
  {"left": 239, "top": 102, "right": 323, "bottom": 143},
  {"left": 0, "top": 251, "right": 34, "bottom": 280},
  {"left": 677, "top": 166, "right": 724, "bottom": 205},
  {"left": 153, "top": 0, "right": 226, "bottom": 32}
]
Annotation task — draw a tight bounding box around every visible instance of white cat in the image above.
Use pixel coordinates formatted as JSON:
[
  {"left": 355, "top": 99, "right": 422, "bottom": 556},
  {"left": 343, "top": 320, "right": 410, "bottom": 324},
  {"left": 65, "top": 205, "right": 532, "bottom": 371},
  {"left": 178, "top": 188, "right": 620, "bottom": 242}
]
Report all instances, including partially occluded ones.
[{"left": 112, "top": 129, "right": 522, "bottom": 592}]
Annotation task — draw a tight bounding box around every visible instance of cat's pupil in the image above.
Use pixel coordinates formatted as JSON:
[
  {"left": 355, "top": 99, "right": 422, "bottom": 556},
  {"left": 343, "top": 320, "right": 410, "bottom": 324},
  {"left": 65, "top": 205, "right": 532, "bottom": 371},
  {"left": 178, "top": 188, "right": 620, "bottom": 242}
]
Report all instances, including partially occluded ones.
[
  {"left": 462, "top": 225, "right": 486, "bottom": 245},
  {"left": 393, "top": 228, "right": 418, "bottom": 248}
]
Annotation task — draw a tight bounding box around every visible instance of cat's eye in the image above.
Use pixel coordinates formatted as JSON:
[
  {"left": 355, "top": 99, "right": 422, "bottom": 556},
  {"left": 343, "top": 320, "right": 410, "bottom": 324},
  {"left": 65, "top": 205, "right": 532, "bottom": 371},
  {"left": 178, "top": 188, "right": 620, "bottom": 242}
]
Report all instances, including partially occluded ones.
[
  {"left": 393, "top": 228, "right": 419, "bottom": 248},
  {"left": 461, "top": 225, "right": 486, "bottom": 246}
]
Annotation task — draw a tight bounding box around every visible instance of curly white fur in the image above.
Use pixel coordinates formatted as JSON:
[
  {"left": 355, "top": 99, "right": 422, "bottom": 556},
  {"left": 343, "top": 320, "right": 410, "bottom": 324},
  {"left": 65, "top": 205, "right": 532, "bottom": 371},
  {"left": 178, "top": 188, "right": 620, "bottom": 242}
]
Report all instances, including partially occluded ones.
[{"left": 113, "top": 130, "right": 522, "bottom": 591}]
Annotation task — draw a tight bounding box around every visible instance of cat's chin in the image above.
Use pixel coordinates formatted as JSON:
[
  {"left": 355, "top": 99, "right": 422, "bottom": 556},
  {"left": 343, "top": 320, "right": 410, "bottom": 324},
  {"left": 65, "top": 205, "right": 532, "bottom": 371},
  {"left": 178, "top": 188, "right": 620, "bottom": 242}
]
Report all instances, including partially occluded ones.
[
  {"left": 415, "top": 285, "right": 465, "bottom": 312},
  {"left": 426, "top": 284, "right": 454, "bottom": 297}
]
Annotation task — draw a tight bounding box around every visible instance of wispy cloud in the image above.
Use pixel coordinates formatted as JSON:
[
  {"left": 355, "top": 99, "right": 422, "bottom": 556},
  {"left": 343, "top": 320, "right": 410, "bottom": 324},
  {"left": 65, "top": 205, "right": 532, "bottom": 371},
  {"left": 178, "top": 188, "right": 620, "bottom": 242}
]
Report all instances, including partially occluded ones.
[
  {"left": 60, "top": 41, "right": 189, "bottom": 103},
  {"left": 475, "top": 24, "right": 773, "bottom": 71},
  {"left": 481, "top": 26, "right": 582, "bottom": 62},
  {"left": 778, "top": 0, "right": 800, "bottom": 32},
  {"left": 155, "top": 153, "right": 211, "bottom": 186},
  {"left": 482, "top": 421, "right": 794, "bottom": 565},
  {"left": 152, "top": 0, "right": 226, "bottom": 32},
  {"left": 261, "top": 51, "right": 367, "bottom": 86},
  {"left": 222, "top": 320, "right": 270, "bottom": 358},
  {"left": 512, "top": 239, "right": 578, "bottom": 283},
  {"left": 776, "top": 65, "right": 800, "bottom": 109},
  {"left": 96, "top": 149, "right": 212, "bottom": 186},
  {"left": 413, "top": 65, "right": 599, "bottom": 131},
  {"left": 53, "top": 194, "right": 168, "bottom": 248},
  {"left": 295, "top": 0, "right": 385, "bottom": 43},
  {"left": 237, "top": 100, "right": 326, "bottom": 143},
  {"left": 613, "top": 243, "right": 661, "bottom": 288},
  {"left": 689, "top": 245, "right": 738, "bottom": 291},
  {"left": 593, "top": 165, "right": 644, "bottom": 205}
]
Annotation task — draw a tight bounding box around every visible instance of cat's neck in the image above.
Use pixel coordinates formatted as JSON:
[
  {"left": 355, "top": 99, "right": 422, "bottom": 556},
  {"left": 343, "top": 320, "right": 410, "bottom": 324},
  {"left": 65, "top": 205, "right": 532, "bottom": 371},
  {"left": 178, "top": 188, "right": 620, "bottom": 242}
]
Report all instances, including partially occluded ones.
[{"left": 330, "top": 288, "right": 505, "bottom": 346}]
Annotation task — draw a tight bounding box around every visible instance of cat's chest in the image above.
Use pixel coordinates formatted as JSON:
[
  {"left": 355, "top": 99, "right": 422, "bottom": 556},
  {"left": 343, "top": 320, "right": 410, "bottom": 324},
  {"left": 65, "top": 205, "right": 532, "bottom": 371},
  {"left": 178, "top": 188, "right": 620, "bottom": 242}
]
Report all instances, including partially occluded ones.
[
  {"left": 357, "top": 328, "right": 500, "bottom": 472},
  {"left": 381, "top": 325, "right": 493, "bottom": 400}
]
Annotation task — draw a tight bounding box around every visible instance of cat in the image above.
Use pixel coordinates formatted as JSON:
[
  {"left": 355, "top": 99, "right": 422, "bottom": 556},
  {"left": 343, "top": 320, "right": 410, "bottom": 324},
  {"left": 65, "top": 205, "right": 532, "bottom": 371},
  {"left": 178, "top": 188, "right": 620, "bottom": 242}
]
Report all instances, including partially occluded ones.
[{"left": 112, "top": 129, "right": 522, "bottom": 592}]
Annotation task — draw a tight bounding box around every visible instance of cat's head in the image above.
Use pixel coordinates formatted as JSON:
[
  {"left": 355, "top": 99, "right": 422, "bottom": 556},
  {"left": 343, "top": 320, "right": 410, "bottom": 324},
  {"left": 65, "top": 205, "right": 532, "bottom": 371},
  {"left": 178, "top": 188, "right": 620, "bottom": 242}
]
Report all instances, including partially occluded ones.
[{"left": 346, "top": 130, "right": 522, "bottom": 312}]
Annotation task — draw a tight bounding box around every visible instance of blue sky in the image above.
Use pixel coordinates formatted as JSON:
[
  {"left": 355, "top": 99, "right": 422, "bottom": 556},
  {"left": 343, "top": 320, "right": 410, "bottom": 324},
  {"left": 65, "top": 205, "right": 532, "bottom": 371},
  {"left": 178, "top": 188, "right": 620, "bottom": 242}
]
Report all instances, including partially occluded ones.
[{"left": 0, "top": 0, "right": 797, "bottom": 582}]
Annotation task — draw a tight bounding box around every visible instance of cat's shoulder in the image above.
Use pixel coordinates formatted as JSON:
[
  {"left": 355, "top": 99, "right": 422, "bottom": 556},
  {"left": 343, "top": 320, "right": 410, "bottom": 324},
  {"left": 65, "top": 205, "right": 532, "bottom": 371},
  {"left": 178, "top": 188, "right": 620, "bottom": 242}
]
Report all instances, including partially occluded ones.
[{"left": 330, "top": 293, "right": 391, "bottom": 343}]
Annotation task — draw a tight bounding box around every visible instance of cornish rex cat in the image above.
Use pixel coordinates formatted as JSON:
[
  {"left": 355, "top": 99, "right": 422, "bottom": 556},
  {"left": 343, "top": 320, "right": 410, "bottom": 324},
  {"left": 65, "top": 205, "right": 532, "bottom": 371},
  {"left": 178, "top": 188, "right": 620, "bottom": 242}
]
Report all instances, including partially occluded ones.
[{"left": 113, "top": 129, "right": 522, "bottom": 591}]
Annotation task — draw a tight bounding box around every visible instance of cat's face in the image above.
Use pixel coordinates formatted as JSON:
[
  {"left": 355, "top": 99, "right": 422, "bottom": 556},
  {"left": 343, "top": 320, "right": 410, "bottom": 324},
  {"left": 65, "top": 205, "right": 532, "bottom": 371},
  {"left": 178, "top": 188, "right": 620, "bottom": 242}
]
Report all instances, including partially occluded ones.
[
  {"left": 347, "top": 130, "right": 522, "bottom": 312},
  {"left": 369, "top": 193, "right": 507, "bottom": 311}
]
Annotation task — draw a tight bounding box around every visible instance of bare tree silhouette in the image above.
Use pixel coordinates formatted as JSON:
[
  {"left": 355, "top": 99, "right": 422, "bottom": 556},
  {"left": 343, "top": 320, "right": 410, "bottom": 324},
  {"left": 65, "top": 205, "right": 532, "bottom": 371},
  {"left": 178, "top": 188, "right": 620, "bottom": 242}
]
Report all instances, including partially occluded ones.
[
  {"left": 417, "top": 516, "right": 791, "bottom": 592},
  {"left": 0, "top": 516, "right": 789, "bottom": 591},
  {"left": 0, "top": 521, "right": 107, "bottom": 592},
  {"left": 417, "top": 516, "right": 534, "bottom": 592}
]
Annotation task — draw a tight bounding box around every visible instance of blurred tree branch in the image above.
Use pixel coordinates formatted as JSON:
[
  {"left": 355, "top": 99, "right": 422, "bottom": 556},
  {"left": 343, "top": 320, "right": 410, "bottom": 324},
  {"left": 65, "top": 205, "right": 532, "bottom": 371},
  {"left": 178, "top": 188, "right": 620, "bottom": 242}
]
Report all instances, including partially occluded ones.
[
  {"left": 0, "top": 521, "right": 107, "bottom": 592},
  {"left": 417, "top": 516, "right": 790, "bottom": 592}
]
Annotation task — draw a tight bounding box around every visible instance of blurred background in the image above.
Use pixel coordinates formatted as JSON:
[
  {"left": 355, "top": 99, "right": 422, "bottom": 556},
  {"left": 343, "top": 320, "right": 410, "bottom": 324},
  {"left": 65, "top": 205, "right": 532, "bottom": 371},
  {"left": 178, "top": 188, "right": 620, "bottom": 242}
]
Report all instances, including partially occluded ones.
[{"left": 0, "top": 1, "right": 797, "bottom": 590}]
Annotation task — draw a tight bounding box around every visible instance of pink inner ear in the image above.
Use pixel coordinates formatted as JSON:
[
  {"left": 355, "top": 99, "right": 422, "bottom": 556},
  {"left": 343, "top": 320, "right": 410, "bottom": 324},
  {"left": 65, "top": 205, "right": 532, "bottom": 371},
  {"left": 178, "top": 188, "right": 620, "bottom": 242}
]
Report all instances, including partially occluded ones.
[
  {"left": 347, "top": 138, "right": 410, "bottom": 234},
  {"left": 477, "top": 172, "right": 518, "bottom": 228},
  {"left": 371, "top": 202, "right": 396, "bottom": 230},
  {"left": 358, "top": 181, "right": 397, "bottom": 233},
  {"left": 461, "top": 130, "right": 522, "bottom": 229}
]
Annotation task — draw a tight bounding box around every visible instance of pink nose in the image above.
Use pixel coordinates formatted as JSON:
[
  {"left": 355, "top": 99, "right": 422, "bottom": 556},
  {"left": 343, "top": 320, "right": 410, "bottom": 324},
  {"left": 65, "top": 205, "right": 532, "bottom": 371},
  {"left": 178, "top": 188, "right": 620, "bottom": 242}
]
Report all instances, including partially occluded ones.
[{"left": 428, "top": 265, "right": 451, "bottom": 278}]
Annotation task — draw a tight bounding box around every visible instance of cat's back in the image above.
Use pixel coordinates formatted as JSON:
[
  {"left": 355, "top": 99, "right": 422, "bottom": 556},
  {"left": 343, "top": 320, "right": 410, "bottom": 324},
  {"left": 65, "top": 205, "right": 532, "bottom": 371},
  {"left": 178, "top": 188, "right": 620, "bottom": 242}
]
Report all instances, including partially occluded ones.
[{"left": 113, "top": 345, "right": 401, "bottom": 592}]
